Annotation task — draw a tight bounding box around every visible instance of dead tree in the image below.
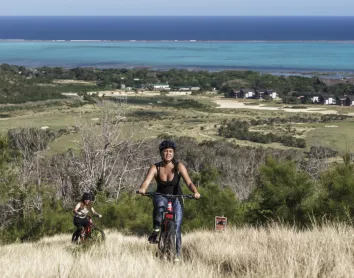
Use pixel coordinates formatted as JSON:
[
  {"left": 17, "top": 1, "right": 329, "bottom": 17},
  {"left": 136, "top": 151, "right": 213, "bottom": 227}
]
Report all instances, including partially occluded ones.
[{"left": 66, "top": 103, "right": 151, "bottom": 199}]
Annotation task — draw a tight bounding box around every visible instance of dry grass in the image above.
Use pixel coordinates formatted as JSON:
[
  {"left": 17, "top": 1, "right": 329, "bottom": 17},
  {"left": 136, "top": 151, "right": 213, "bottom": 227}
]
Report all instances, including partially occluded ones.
[{"left": 1, "top": 224, "right": 354, "bottom": 277}]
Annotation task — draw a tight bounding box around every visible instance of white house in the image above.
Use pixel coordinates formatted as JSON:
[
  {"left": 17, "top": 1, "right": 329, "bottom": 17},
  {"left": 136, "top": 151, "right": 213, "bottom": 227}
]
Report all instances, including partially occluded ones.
[
  {"left": 153, "top": 84, "right": 170, "bottom": 90},
  {"left": 346, "top": 96, "right": 354, "bottom": 106},
  {"left": 320, "top": 95, "right": 336, "bottom": 105},
  {"left": 240, "top": 89, "right": 255, "bottom": 98},
  {"left": 269, "top": 92, "right": 278, "bottom": 99},
  {"left": 311, "top": 96, "right": 320, "bottom": 104}
]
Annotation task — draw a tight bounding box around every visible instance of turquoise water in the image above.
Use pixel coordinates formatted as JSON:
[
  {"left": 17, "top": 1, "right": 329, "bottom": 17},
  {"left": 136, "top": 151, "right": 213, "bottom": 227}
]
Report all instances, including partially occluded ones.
[{"left": 0, "top": 41, "right": 354, "bottom": 72}]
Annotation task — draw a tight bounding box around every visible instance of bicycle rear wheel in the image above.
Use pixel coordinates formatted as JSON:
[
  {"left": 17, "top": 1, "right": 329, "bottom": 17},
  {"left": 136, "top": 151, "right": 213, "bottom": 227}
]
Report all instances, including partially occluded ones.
[{"left": 160, "top": 220, "right": 176, "bottom": 261}]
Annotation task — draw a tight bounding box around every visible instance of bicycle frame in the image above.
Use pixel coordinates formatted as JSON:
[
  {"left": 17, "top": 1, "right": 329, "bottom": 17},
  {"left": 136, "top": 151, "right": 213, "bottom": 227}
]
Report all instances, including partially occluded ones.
[{"left": 80, "top": 216, "right": 94, "bottom": 241}]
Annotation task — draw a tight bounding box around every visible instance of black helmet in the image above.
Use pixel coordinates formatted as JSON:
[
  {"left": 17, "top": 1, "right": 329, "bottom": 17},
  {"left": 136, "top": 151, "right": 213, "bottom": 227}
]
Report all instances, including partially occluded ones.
[
  {"left": 159, "top": 140, "right": 176, "bottom": 151},
  {"left": 82, "top": 192, "right": 91, "bottom": 201}
]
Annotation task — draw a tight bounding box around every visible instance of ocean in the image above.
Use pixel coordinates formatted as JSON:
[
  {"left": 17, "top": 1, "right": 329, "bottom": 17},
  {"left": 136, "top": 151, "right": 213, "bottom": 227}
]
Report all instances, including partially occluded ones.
[{"left": 1, "top": 16, "right": 354, "bottom": 72}]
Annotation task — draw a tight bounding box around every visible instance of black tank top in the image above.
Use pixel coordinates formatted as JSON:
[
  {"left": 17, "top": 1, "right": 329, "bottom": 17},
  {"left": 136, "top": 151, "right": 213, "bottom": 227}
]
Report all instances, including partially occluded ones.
[{"left": 155, "top": 161, "right": 182, "bottom": 195}]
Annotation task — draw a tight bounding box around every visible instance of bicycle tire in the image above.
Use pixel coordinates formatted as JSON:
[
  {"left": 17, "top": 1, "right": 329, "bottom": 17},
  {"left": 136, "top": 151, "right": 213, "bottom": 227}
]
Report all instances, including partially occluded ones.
[
  {"left": 90, "top": 227, "right": 106, "bottom": 243},
  {"left": 160, "top": 220, "right": 176, "bottom": 261}
]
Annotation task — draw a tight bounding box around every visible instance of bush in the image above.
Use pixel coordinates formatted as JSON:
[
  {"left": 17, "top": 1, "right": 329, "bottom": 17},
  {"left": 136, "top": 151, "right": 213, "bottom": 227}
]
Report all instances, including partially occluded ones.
[
  {"left": 247, "top": 156, "right": 316, "bottom": 226},
  {"left": 318, "top": 154, "right": 354, "bottom": 223}
]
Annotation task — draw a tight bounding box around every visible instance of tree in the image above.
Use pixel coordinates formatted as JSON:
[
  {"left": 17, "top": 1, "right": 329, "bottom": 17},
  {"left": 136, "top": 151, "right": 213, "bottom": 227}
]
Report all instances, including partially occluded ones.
[
  {"left": 247, "top": 156, "right": 316, "bottom": 226},
  {"left": 318, "top": 154, "right": 354, "bottom": 223}
]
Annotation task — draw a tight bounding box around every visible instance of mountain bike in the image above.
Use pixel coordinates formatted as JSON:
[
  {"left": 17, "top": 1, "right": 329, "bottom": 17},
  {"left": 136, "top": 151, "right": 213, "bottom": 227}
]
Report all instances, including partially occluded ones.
[
  {"left": 136, "top": 191, "right": 197, "bottom": 261},
  {"left": 72, "top": 215, "right": 105, "bottom": 244}
]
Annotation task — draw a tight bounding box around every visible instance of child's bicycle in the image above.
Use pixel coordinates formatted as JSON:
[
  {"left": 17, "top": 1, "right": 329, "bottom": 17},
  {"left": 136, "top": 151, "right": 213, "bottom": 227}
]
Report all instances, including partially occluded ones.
[
  {"left": 72, "top": 215, "right": 105, "bottom": 244},
  {"left": 136, "top": 191, "right": 197, "bottom": 261}
]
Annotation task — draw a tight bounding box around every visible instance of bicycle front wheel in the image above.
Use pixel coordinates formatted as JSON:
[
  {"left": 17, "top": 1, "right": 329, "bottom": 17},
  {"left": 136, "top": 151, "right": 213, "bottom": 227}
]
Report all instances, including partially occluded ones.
[
  {"left": 90, "top": 227, "right": 105, "bottom": 243},
  {"left": 160, "top": 220, "right": 176, "bottom": 261}
]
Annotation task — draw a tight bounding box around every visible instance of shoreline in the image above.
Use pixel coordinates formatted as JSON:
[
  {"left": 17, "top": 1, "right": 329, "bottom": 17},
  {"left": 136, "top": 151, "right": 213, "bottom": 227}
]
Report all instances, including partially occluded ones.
[{"left": 1, "top": 61, "right": 353, "bottom": 78}]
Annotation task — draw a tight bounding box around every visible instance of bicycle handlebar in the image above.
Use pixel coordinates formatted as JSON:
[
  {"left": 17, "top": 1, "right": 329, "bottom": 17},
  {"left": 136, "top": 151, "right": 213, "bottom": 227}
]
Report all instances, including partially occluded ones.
[{"left": 136, "top": 191, "right": 199, "bottom": 199}]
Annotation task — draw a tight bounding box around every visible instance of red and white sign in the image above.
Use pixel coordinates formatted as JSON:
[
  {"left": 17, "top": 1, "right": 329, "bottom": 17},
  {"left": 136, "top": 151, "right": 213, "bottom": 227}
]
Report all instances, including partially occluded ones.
[{"left": 215, "top": 216, "right": 227, "bottom": 231}]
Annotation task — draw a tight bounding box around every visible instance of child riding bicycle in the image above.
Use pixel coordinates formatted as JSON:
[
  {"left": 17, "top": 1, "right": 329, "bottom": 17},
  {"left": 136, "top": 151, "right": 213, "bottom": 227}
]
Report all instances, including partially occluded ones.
[
  {"left": 72, "top": 192, "right": 102, "bottom": 243},
  {"left": 138, "top": 140, "right": 200, "bottom": 259}
]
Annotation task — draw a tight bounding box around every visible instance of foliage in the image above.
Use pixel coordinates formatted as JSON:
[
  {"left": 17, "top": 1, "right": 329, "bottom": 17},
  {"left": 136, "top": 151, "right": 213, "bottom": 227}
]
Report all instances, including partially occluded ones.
[
  {"left": 3, "top": 120, "right": 354, "bottom": 244},
  {"left": 2, "top": 63, "right": 354, "bottom": 100},
  {"left": 317, "top": 154, "right": 354, "bottom": 223},
  {"left": 246, "top": 157, "right": 316, "bottom": 225},
  {"left": 0, "top": 69, "right": 66, "bottom": 104},
  {"left": 218, "top": 119, "right": 306, "bottom": 148}
]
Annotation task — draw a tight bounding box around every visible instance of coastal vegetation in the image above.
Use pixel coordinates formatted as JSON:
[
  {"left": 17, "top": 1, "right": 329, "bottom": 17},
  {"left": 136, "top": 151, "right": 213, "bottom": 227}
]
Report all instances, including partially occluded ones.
[{"left": 1, "top": 63, "right": 354, "bottom": 105}]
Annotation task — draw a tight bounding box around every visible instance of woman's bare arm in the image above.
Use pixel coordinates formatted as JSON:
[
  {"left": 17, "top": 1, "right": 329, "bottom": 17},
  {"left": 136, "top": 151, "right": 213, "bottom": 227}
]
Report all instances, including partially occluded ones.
[
  {"left": 91, "top": 207, "right": 102, "bottom": 217},
  {"left": 178, "top": 163, "right": 201, "bottom": 199},
  {"left": 138, "top": 165, "right": 157, "bottom": 194},
  {"left": 74, "top": 202, "right": 82, "bottom": 215}
]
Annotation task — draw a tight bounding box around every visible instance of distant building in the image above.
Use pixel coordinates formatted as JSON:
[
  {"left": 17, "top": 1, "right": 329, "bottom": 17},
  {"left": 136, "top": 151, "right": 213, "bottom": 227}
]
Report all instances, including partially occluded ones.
[
  {"left": 264, "top": 90, "right": 278, "bottom": 99},
  {"left": 240, "top": 89, "right": 255, "bottom": 99},
  {"left": 336, "top": 96, "right": 347, "bottom": 106},
  {"left": 153, "top": 84, "right": 170, "bottom": 90},
  {"left": 228, "top": 89, "right": 243, "bottom": 98},
  {"left": 255, "top": 89, "right": 266, "bottom": 99},
  {"left": 346, "top": 96, "right": 354, "bottom": 106},
  {"left": 319, "top": 95, "right": 336, "bottom": 105},
  {"left": 311, "top": 96, "right": 320, "bottom": 104}
]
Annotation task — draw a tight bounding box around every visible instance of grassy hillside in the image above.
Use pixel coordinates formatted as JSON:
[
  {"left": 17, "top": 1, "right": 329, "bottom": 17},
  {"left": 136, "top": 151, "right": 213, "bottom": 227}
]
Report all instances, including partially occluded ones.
[{"left": 1, "top": 225, "right": 354, "bottom": 277}]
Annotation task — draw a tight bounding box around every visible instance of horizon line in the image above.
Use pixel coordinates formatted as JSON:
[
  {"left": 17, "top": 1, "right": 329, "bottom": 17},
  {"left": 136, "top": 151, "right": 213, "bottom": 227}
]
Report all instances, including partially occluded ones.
[{"left": 1, "top": 15, "right": 354, "bottom": 17}]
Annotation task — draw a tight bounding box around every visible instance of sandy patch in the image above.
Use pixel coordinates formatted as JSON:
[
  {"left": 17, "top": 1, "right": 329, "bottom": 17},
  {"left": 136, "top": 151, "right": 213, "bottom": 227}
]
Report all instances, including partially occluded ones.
[
  {"left": 62, "top": 90, "right": 162, "bottom": 97},
  {"left": 53, "top": 79, "right": 96, "bottom": 85},
  {"left": 62, "top": 90, "right": 201, "bottom": 98},
  {"left": 325, "top": 125, "right": 339, "bottom": 127},
  {"left": 214, "top": 100, "right": 339, "bottom": 115}
]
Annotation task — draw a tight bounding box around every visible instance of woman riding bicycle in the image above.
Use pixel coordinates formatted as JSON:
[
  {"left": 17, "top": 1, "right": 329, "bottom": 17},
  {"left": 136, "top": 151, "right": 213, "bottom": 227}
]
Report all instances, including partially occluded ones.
[
  {"left": 138, "top": 139, "right": 200, "bottom": 259},
  {"left": 72, "top": 192, "right": 102, "bottom": 243}
]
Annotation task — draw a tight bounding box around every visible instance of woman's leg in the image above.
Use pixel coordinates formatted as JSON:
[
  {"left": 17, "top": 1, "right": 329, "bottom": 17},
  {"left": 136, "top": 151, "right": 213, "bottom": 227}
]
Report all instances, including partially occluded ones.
[
  {"left": 173, "top": 198, "right": 183, "bottom": 257},
  {"left": 153, "top": 195, "right": 168, "bottom": 230},
  {"left": 73, "top": 217, "right": 84, "bottom": 241},
  {"left": 149, "top": 195, "right": 167, "bottom": 243}
]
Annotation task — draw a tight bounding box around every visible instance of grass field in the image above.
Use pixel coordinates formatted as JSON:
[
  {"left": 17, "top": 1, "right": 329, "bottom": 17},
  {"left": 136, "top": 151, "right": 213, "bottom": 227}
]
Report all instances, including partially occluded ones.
[
  {"left": 1, "top": 224, "right": 354, "bottom": 277},
  {"left": 1, "top": 95, "right": 354, "bottom": 155},
  {"left": 306, "top": 121, "right": 354, "bottom": 155}
]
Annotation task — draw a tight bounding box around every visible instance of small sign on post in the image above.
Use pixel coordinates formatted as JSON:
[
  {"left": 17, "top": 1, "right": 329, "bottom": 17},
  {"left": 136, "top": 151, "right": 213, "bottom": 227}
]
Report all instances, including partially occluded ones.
[{"left": 215, "top": 216, "right": 227, "bottom": 231}]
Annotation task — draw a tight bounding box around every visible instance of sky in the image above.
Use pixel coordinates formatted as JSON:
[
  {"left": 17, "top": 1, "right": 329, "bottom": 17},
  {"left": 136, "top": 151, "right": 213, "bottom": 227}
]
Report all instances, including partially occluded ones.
[{"left": 1, "top": 0, "right": 354, "bottom": 16}]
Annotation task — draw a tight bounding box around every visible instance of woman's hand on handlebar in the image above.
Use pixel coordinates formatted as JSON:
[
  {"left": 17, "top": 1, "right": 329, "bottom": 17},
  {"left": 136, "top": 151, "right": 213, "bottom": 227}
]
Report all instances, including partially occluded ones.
[
  {"left": 137, "top": 188, "right": 147, "bottom": 194},
  {"left": 193, "top": 192, "right": 201, "bottom": 199}
]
